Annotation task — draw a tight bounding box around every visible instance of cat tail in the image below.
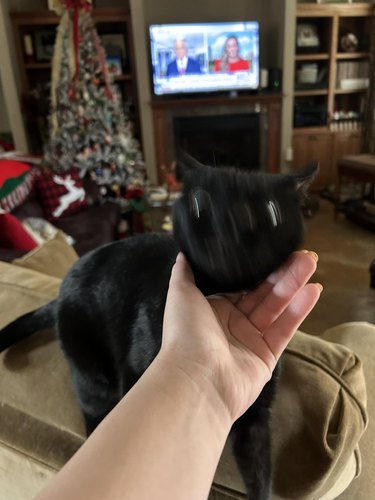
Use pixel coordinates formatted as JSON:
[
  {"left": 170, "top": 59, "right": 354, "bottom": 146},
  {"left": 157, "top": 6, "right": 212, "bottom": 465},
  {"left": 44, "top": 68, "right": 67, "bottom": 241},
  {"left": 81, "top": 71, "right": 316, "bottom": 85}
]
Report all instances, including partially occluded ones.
[{"left": 0, "top": 301, "right": 56, "bottom": 353}]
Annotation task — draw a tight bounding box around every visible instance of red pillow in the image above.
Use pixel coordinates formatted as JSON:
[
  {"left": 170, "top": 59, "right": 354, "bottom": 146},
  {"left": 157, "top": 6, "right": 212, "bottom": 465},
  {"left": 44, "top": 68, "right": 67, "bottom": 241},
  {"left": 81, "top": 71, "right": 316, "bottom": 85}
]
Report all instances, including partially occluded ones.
[
  {"left": 0, "top": 212, "right": 38, "bottom": 251},
  {"left": 0, "top": 159, "right": 36, "bottom": 212},
  {"left": 35, "top": 169, "right": 88, "bottom": 221}
]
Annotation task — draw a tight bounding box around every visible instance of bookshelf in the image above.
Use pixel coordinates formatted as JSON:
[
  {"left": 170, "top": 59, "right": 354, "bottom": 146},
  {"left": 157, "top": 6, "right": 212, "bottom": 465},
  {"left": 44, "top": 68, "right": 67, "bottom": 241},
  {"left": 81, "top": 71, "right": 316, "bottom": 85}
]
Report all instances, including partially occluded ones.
[
  {"left": 10, "top": 7, "right": 141, "bottom": 155},
  {"left": 291, "top": 2, "right": 374, "bottom": 192}
]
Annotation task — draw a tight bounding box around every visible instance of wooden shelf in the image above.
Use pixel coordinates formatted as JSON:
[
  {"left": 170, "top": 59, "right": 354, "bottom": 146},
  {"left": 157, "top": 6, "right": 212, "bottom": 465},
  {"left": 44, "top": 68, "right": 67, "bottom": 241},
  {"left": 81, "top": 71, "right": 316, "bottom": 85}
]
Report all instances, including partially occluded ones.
[
  {"left": 335, "top": 88, "right": 368, "bottom": 95},
  {"left": 10, "top": 8, "right": 131, "bottom": 25},
  {"left": 336, "top": 52, "right": 370, "bottom": 60},
  {"left": 293, "top": 126, "right": 329, "bottom": 135},
  {"left": 297, "top": 3, "right": 374, "bottom": 17},
  {"left": 294, "top": 89, "right": 328, "bottom": 97},
  {"left": 295, "top": 53, "right": 330, "bottom": 61},
  {"left": 113, "top": 74, "right": 132, "bottom": 82},
  {"left": 25, "top": 62, "right": 51, "bottom": 69}
]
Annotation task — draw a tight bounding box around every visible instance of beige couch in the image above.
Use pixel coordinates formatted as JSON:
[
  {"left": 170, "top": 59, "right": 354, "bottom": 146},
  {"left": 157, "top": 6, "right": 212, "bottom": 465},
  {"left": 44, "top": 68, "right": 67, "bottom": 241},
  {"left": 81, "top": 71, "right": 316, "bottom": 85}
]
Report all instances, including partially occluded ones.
[{"left": 0, "top": 235, "right": 372, "bottom": 499}]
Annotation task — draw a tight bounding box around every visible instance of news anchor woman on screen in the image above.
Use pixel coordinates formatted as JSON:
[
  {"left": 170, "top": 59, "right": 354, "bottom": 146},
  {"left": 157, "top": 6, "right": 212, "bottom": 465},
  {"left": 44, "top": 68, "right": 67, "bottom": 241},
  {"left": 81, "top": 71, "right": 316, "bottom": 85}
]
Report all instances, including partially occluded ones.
[
  {"left": 166, "top": 39, "right": 202, "bottom": 76},
  {"left": 214, "top": 35, "right": 250, "bottom": 73}
]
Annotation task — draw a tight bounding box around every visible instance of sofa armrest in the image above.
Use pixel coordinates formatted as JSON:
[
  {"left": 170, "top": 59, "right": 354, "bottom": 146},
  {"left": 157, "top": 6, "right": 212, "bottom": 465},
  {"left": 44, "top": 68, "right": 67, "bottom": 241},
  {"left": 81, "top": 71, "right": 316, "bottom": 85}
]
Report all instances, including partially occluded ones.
[
  {"left": 54, "top": 202, "right": 121, "bottom": 256},
  {"left": 82, "top": 178, "right": 101, "bottom": 204}
]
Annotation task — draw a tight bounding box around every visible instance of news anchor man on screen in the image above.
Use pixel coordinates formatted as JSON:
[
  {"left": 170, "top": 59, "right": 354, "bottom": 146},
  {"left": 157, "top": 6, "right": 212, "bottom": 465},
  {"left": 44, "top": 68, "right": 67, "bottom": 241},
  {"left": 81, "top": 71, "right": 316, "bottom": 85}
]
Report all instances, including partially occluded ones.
[{"left": 166, "top": 39, "right": 201, "bottom": 76}]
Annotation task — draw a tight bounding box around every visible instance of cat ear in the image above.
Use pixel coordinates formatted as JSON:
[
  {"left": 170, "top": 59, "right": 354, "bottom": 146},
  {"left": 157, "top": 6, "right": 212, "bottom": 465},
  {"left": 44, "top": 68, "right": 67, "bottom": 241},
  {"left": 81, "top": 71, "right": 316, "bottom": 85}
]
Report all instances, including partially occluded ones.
[
  {"left": 292, "top": 162, "right": 319, "bottom": 194},
  {"left": 175, "top": 150, "right": 207, "bottom": 180}
]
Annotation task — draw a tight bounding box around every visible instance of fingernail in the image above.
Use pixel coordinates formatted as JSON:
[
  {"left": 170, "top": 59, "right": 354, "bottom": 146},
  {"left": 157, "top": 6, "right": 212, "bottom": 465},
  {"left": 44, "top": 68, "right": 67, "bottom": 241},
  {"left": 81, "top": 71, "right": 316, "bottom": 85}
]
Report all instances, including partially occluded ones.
[
  {"left": 301, "top": 249, "right": 319, "bottom": 262},
  {"left": 314, "top": 283, "right": 323, "bottom": 292}
]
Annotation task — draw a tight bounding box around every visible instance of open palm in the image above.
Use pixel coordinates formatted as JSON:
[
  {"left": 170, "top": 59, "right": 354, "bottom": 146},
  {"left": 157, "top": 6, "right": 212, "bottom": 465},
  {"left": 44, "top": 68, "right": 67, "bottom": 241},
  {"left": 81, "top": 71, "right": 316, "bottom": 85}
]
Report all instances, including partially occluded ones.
[{"left": 162, "top": 251, "right": 321, "bottom": 422}]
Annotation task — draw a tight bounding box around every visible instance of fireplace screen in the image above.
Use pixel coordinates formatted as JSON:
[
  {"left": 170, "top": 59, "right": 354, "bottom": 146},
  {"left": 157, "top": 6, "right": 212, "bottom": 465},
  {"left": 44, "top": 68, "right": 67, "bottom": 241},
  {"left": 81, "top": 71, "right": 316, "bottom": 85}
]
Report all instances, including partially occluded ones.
[{"left": 174, "top": 113, "right": 260, "bottom": 170}]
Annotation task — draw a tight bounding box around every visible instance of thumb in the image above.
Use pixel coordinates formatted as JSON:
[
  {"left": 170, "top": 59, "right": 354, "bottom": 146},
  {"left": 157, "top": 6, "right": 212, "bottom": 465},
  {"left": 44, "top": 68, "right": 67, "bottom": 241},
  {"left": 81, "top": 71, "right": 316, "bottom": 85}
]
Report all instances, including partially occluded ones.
[{"left": 169, "top": 252, "right": 196, "bottom": 288}]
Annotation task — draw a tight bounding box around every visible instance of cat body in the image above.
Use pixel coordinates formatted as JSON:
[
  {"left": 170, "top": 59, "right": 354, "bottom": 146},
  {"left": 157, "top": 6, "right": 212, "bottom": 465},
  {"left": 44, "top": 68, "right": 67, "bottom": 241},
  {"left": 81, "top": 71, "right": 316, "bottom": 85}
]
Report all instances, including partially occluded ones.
[{"left": 0, "top": 156, "right": 318, "bottom": 499}]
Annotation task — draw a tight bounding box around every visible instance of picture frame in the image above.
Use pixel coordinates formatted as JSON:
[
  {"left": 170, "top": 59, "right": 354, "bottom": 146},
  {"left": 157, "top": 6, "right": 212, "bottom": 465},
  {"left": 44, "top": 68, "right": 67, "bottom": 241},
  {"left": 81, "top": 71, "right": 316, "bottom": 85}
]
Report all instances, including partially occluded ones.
[
  {"left": 100, "top": 33, "right": 128, "bottom": 72},
  {"left": 33, "top": 30, "right": 56, "bottom": 62},
  {"left": 106, "top": 56, "right": 123, "bottom": 76}
]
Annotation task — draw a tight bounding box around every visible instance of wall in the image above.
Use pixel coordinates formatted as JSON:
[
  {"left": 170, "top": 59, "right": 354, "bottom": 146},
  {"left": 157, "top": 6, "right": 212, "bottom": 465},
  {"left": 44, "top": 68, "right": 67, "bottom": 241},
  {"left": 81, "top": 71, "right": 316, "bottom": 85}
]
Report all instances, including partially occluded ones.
[
  {"left": 257, "top": 1, "right": 285, "bottom": 69},
  {"left": 0, "top": 0, "right": 28, "bottom": 150},
  {"left": 0, "top": 82, "right": 10, "bottom": 133}
]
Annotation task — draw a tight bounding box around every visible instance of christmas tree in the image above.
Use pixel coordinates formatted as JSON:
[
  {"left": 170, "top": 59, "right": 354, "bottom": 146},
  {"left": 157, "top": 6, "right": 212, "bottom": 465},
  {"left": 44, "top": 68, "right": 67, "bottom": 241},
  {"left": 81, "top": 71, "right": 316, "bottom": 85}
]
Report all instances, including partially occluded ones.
[{"left": 44, "top": 0, "right": 145, "bottom": 201}]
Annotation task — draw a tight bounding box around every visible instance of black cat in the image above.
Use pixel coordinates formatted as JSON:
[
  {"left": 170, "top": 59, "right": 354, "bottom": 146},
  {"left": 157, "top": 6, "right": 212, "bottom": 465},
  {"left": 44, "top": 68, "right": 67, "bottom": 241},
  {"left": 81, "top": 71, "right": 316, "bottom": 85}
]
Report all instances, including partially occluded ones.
[{"left": 0, "top": 155, "right": 318, "bottom": 499}]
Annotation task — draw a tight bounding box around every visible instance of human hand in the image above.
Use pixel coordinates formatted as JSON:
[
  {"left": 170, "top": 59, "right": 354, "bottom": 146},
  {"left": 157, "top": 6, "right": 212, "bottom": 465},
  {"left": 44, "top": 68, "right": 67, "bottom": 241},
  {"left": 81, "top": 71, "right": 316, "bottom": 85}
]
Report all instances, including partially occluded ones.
[{"left": 159, "top": 251, "right": 321, "bottom": 423}]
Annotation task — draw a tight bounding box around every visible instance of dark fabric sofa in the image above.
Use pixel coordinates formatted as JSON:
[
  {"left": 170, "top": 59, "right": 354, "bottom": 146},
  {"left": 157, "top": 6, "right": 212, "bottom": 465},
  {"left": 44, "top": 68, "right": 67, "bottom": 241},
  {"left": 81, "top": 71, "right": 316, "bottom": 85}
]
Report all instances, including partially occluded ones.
[{"left": 0, "top": 178, "right": 121, "bottom": 261}]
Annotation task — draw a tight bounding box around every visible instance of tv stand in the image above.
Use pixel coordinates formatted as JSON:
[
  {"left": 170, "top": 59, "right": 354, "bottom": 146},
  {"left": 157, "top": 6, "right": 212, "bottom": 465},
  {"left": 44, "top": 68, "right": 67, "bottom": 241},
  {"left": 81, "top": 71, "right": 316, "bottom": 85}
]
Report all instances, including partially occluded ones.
[{"left": 151, "top": 93, "right": 282, "bottom": 182}]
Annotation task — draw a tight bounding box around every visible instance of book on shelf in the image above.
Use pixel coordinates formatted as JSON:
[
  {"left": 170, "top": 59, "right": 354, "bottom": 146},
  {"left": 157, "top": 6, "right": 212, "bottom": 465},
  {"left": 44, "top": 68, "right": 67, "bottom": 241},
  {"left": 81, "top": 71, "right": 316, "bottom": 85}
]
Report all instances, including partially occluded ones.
[{"left": 336, "top": 61, "right": 370, "bottom": 90}]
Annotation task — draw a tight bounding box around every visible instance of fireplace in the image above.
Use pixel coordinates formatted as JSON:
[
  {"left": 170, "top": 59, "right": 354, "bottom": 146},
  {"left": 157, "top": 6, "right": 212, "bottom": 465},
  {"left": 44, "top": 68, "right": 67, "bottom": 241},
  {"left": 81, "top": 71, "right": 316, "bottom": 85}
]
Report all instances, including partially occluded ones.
[
  {"left": 151, "top": 94, "right": 282, "bottom": 182},
  {"left": 174, "top": 113, "right": 260, "bottom": 170}
]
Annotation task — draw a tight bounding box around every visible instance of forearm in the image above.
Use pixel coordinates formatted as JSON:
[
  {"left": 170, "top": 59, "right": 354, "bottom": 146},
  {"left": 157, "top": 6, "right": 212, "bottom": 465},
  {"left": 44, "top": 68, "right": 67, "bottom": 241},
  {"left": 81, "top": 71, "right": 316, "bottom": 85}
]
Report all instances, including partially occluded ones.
[{"left": 36, "top": 356, "right": 232, "bottom": 500}]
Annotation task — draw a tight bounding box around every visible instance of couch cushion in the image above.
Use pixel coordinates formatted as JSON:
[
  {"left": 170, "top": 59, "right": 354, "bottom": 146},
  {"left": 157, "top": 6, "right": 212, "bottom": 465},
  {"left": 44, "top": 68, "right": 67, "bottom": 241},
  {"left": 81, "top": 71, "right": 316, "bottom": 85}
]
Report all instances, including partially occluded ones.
[
  {"left": 0, "top": 326, "right": 367, "bottom": 499},
  {"left": 0, "top": 263, "right": 61, "bottom": 331},
  {"left": 35, "top": 169, "right": 88, "bottom": 221},
  {"left": 321, "top": 322, "right": 375, "bottom": 500},
  {"left": 213, "top": 330, "right": 368, "bottom": 499},
  {"left": 0, "top": 261, "right": 84, "bottom": 474},
  {"left": 0, "top": 212, "right": 38, "bottom": 251},
  {"left": 54, "top": 202, "right": 120, "bottom": 256},
  {"left": 12, "top": 190, "right": 45, "bottom": 221},
  {"left": 274, "top": 331, "right": 367, "bottom": 498},
  {"left": 0, "top": 160, "right": 35, "bottom": 212},
  {"left": 0, "top": 231, "right": 78, "bottom": 329},
  {"left": 0, "top": 254, "right": 368, "bottom": 500},
  {"left": 12, "top": 230, "right": 78, "bottom": 280},
  {"left": 0, "top": 244, "right": 369, "bottom": 499},
  {"left": 0, "top": 443, "right": 56, "bottom": 500}
]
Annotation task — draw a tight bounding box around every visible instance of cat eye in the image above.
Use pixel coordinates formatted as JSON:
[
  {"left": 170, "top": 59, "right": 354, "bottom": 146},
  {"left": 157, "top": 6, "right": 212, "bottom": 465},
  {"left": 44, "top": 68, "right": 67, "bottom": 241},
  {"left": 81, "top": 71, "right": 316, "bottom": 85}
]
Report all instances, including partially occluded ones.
[
  {"left": 267, "top": 199, "right": 282, "bottom": 227},
  {"left": 189, "top": 188, "right": 212, "bottom": 219}
]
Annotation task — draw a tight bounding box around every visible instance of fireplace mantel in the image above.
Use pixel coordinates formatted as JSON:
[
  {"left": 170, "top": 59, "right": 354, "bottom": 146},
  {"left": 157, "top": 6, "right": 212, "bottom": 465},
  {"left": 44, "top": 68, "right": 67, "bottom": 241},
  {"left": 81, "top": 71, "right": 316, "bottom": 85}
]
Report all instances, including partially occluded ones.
[{"left": 150, "top": 93, "right": 282, "bottom": 183}]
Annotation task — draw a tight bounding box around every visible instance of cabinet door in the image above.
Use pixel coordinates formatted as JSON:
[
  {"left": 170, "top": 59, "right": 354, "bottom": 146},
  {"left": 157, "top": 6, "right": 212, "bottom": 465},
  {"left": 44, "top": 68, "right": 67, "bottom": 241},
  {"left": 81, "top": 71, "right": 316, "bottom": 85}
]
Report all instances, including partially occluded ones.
[
  {"left": 292, "top": 133, "right": 333, "bottom": 191},
  {"left": 331, "top": 131, "right": 363, "bottom": 185}
]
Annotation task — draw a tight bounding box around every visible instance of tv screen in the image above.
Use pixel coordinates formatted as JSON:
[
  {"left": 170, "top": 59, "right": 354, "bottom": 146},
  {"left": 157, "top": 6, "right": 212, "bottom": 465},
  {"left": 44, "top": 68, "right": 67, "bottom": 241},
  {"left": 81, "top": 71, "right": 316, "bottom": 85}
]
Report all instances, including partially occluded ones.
[{"left": 149, "top": 22, "right": 259, "bottom": 96}]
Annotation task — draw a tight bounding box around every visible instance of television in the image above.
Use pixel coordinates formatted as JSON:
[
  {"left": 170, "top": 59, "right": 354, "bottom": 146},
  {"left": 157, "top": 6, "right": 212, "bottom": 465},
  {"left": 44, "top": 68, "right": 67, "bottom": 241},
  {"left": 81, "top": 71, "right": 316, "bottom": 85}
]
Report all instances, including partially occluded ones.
[{"left": 149, "top": 21, "right": 259, "bottom": 96}]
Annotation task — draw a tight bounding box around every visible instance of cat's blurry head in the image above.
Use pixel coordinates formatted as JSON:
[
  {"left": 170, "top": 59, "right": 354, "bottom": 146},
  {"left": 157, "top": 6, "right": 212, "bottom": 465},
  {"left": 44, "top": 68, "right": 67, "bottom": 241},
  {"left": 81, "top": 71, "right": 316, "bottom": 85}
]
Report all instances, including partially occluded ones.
[{"left": 172, "top": 153, "right": 318, "bottom": 293}]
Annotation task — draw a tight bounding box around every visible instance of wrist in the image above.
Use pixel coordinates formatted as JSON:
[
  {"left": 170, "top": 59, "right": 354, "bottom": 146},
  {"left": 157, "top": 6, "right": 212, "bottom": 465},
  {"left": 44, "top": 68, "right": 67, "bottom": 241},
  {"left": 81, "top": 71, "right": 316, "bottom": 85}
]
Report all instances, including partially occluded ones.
[{"left": 152, "top": 351, "right": 233, "bottom": 432}]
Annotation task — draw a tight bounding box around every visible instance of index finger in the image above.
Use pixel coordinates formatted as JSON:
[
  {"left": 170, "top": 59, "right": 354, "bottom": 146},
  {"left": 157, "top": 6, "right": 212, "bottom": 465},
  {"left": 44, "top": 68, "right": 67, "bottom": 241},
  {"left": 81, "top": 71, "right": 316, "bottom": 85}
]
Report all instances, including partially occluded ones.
[{"left": 244, "top": 251, "right": 318, "bottom": 332}]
